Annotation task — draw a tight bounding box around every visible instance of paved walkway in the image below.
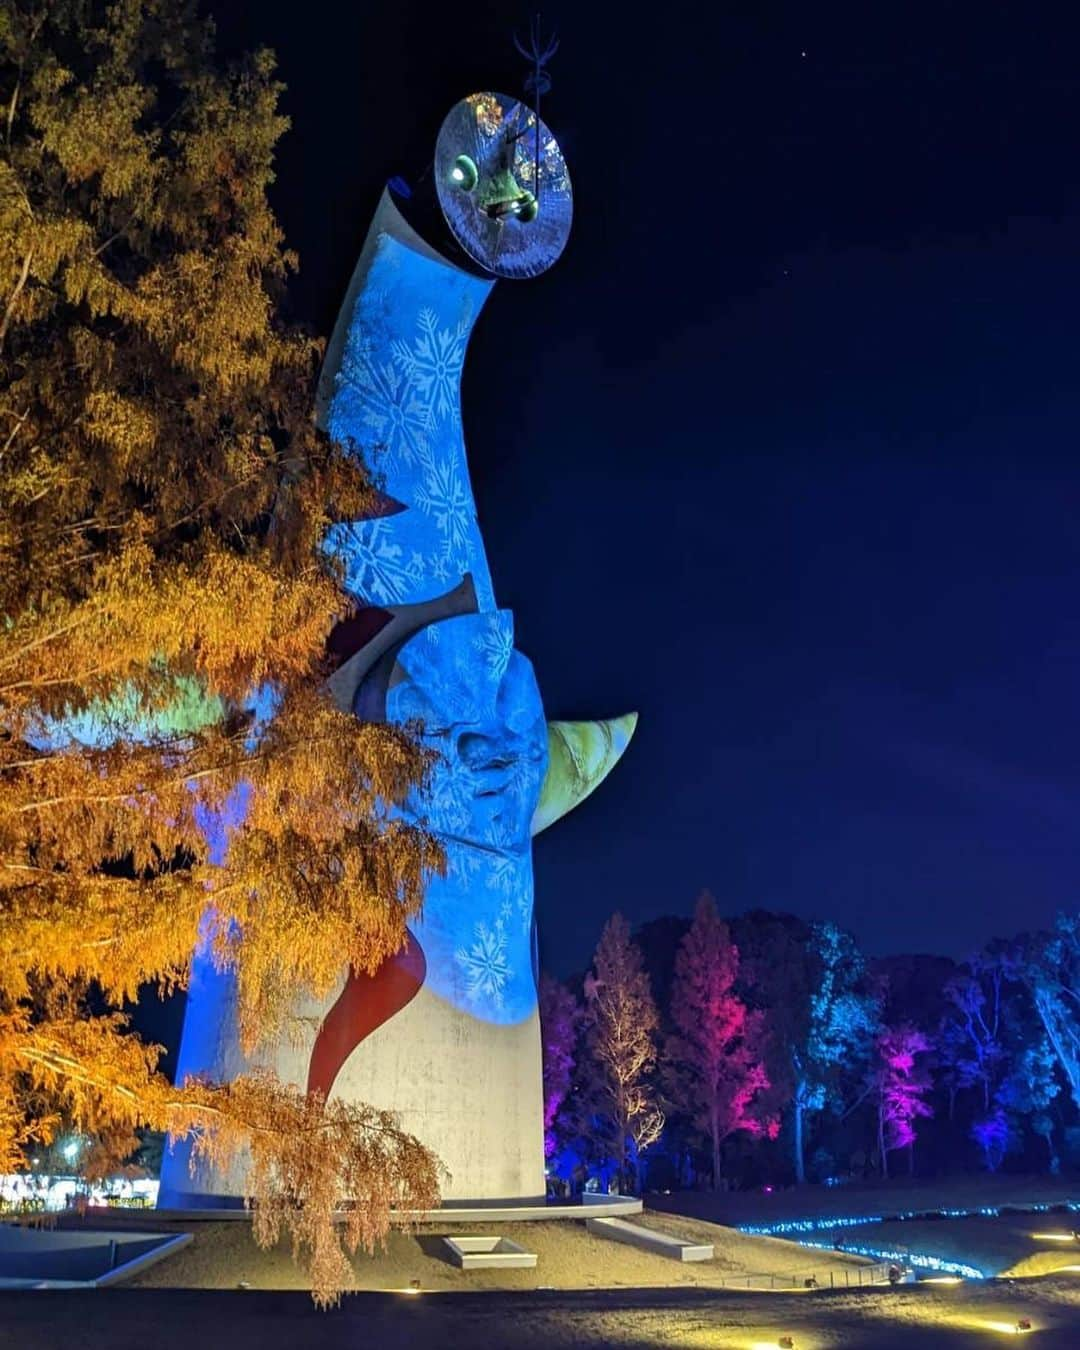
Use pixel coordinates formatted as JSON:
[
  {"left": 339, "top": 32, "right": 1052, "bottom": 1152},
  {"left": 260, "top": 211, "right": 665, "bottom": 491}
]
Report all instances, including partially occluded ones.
[{"left": 3, "top": 1280, "right": 1080, "bottom": 1349}]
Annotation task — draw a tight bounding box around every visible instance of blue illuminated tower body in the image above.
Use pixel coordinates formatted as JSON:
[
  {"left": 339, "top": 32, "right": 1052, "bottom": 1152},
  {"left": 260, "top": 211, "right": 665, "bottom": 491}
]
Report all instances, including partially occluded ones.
[{"left": 161, "top": 95, "right": 635, "bottom": 1207}]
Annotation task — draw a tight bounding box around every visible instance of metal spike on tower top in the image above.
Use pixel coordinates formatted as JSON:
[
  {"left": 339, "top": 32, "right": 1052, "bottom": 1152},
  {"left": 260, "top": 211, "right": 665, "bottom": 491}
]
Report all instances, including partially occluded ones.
[
  {"left": 434, "top": 18, "right": 569, "bottom": 280},
  {"left": 514, "top": 14, "right": 559, "bottom": 202}
]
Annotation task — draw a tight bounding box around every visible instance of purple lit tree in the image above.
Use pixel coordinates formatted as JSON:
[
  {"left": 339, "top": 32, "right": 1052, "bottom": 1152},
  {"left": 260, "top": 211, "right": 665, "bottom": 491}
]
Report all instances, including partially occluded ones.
[
  {"left": 871, "top": 1025, "right": 933, "bottom": 1178},
  {"left": 665, "top": 893, "right": 778, "bottom": 1189},
  {"left": 539, "top": 973, "right": 581, "bottom": 1158}
]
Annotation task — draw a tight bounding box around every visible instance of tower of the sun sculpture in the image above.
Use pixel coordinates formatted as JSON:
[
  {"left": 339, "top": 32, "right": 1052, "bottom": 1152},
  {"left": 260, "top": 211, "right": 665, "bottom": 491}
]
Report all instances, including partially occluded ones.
[{"left": 160, "top": 91, "right": 636, "bottom": 1206}]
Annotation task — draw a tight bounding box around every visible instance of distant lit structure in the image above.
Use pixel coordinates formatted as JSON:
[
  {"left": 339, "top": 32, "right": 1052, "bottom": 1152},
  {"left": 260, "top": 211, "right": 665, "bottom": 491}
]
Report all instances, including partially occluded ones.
[{"left": 1, "top": 1174, "right": 158, "bottom": 1211}]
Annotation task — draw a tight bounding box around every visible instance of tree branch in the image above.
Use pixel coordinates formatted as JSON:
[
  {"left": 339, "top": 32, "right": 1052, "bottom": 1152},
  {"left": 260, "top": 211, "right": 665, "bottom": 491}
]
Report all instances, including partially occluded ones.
[{"left": 0, "top": 248, "right": 33, "bottom": 353}]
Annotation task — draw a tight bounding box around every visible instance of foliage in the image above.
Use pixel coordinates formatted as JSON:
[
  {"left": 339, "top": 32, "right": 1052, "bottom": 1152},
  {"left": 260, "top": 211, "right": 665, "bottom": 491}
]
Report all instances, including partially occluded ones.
[
  {"left": 970, "top": 1106, "right": 1011, "bottom": 1173},
  {"left": 870, "top": 1024, "right": 933, "bottom": 1177},
  {"left": 584, "top": 912, "right": 664, "bottom": 1191},
  {"left": 939, "top": 958, "right": 1008, "bottom": 1114},
  {"left": 538, "top": 973, "right": 580, "bottom": 1159},
  {"left": 997, "top": 1037, "right": 1060, "bottom": 1170},
  {"left": 1020, "top": 913, "right": 1080, "bottom": 1111},
  {"left": 790, "top": 921, "right": 879, "bottom": 1182},
  {"left": 664, "top": 892, "right": 776, "bottom": 1188},
  {"left": 936, "top": 945, "right": 1064, "bottom": 1171},
  {"left": 0, "top": 0, "right": 442, "bottom": 1302},
  {"left": 567, "top": 904, "right": 1079, "bottom": 1190}
]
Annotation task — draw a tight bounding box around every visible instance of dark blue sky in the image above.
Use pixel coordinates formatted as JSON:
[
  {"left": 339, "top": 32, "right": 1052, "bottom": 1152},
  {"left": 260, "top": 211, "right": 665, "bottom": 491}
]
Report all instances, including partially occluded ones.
[{"left": 222, "top": 0, "right": 1080, "bottom": 972}]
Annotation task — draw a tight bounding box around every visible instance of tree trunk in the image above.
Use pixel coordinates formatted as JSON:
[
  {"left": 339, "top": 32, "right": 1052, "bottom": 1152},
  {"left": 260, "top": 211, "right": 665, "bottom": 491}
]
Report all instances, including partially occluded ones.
[
  {"left": 616, "top": 1086, "right": 627, "bottom": 1193},
  {"left": 878, "top": 1100, "right": 888, "bottom": 1180},
  {"left": 711, "top": 1116, "right": 721, "bottom": 1193},
  {"left": 793, "top": 1097, "right": 805, "bottom": 1184}
]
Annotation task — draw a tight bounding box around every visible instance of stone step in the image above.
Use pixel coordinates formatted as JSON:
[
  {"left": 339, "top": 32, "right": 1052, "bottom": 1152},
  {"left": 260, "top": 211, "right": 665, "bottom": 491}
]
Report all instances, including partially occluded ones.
[{"left": 586, "top": 1216, "right": 714, "bottom": 1262}]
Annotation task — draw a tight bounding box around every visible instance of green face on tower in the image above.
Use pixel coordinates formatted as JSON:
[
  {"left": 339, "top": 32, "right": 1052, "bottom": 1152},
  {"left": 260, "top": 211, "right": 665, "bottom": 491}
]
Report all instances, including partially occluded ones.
[{"left": 435, "top": 91, "right": 572, "bottom": 280}]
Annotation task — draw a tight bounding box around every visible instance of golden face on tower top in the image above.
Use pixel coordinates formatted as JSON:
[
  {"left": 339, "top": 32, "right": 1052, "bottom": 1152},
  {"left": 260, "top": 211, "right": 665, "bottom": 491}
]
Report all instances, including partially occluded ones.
[{"left": 435, "top": 90, "right": 573, "bottom": 280}]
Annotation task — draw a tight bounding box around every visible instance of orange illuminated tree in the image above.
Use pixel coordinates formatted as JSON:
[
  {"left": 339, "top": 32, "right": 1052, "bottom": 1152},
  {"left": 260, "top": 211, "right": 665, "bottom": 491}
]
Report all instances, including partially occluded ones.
[
  {"left": 584, "top": 914, "right": 664, "bottom": 1192},
  {"left": 0, "top": 0, "right": 441, "bottom": 1304}
]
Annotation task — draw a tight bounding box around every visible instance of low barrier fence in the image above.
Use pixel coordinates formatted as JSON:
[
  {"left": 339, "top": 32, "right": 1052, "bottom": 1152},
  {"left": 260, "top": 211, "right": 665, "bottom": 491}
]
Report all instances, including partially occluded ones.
[{"left": 713, "top": 1260, "right": 894, "bottom": 1291}]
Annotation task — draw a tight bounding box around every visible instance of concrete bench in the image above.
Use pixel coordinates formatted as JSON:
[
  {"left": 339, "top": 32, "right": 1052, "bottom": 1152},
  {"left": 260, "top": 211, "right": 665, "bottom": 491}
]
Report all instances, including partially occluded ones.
[
  {"left": 442, "top": 1236, "right": 537, "bottom": 1269},
  {"left": 586, "top": 1216, "right": 713, "bottom": 1262}
]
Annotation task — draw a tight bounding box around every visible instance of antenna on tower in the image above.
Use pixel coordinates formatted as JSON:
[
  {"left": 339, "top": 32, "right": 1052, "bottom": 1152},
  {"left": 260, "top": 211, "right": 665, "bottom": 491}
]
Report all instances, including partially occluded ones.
[{"left": 514, "top": 14, "right": 558, "bottom": 202}]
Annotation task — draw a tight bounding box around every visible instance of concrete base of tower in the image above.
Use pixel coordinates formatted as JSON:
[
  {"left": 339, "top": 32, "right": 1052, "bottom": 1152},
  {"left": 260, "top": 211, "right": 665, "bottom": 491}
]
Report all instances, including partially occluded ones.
[
  {"left": 159, "top": 986, "right": 547, "bottom": 1211},
  {"left": 149, "top": 1195, "right": 644, "bottom": 1223}
]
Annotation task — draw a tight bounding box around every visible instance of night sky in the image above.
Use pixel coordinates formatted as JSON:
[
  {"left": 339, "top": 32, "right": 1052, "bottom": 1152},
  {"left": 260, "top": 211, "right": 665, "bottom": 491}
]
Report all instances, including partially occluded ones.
[{"left": 216, "top": 1, "right": 1080, "bottom": 974}]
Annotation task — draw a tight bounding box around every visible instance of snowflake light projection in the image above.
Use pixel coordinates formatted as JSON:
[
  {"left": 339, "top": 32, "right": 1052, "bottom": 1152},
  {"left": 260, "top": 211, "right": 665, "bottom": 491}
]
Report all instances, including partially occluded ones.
[
  {"left": 384, "top": 610, "right": 546, "bottom": 1022},
  {"left": 391, "top": 306, "right": 469, "bottom": 426},
  {"left": 162, "top": 178, "right": 638, "bottom": 1206},
  {"left": 323, "top": 232, "right": 497, "bottom": 613},
  {"left": 456, "top": 918, "right": 513, "bottom": 1009}
]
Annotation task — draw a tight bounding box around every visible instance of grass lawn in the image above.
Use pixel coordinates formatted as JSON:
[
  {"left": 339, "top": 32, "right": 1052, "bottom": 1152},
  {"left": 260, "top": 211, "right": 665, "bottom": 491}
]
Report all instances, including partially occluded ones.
[
  {"left": 649, "top": 1173, "right": 1080, "bottom": 1230},
  {"left": 116, "top": 1213, "right": 870, "bottom": 1293}
]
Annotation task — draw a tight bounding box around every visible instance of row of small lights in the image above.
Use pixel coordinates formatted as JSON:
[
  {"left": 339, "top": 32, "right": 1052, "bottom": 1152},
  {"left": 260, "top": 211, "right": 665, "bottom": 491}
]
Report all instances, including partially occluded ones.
[{"left": 792, "top": 1236, "right": 985, "bottom": 1280}]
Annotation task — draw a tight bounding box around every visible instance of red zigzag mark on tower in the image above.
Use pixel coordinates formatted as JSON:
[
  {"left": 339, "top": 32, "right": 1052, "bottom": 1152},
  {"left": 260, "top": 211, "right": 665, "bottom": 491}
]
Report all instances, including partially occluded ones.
[{"left": 306, "top": 931, "right": 426, "bottom": 1100}]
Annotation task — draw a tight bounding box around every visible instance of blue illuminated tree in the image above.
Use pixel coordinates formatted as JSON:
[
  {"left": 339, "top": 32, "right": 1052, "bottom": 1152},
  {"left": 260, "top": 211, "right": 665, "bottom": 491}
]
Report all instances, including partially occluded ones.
[
  {"left": 996, "top": 1037, "right": 1060, "bottom": 1172},
  {"left": 1021, "top": 912, "right": 1080, "bottom": 1112},
  {"left": 790, "top": 922, "right": 880, "bottom": 1184},
  {"left": 939, "top": 959, "right": 1008, "bottom": 1117},
  {"left": 941, "top": 944, "right": 1065, "bottom": 1171}
]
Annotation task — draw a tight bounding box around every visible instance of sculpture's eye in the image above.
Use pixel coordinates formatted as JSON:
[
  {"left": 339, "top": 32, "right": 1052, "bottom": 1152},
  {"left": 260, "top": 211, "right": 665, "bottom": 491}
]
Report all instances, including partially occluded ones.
[
  {"left": 449, "top": 155, "right": 478, "bottom": 191},
  {"left": 514, "top": 191, "right": 538, "bottom": 223}
]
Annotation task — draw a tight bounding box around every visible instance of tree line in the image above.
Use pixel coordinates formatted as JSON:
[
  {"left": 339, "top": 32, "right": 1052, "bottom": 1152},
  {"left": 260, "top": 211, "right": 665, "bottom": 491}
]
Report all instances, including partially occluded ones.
[{"left": 541, "top": 895, "right": 1080, "bottom": 1193}]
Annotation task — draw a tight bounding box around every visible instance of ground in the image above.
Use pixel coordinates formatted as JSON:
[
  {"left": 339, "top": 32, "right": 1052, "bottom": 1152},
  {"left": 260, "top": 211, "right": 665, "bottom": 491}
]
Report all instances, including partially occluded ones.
[
  {"left": 650, "top": 1174, "right": 1080, "bottom": 1281},
  {"left": 118, "top": 1212, "right": 873, "bottom": 1292},
  {"left": 648, "top": 1174, "right": 1080, "bottom": 1230},
  {"left": 5, "top": 1178, "right": 1080, "bottom": 1345},
  {"left": 3, "top": 1278, "right": 1080, "bottom": 1348}
]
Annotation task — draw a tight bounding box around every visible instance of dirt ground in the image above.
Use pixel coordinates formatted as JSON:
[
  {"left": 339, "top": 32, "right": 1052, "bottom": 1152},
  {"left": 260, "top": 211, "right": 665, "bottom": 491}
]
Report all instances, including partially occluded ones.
[
  {"left": 118, "top": 1212, "right": 875, "bottom": 1293},
  {"left": 4, "top": 1277, "right": 1080, "bottom": 1349}
]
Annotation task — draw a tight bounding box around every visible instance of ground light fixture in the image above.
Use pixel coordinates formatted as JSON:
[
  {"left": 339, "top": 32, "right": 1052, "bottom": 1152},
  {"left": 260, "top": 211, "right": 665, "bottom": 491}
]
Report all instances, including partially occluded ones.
[{"left": 1028, "top": 1230, "right": 1078, "bottom": 1242}]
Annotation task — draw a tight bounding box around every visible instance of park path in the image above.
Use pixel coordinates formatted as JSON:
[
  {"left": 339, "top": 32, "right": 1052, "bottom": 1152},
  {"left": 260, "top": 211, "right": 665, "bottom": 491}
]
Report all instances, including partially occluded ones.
[{"left": 3, "top": 1281, "right": 1080, "bottom": 1349}]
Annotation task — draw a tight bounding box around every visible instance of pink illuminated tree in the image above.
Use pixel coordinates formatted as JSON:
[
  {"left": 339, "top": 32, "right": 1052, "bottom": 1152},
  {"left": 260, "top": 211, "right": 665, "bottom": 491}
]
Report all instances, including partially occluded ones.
[
  {"left": 666, "top": 892, "right": 778, "bottom": 1188},
  {"left": 872, "top": 1024, "right": 934, "bottom": 1178},
  {"left": 539, "top": 974, "right": 581, "bottom": 1158}
]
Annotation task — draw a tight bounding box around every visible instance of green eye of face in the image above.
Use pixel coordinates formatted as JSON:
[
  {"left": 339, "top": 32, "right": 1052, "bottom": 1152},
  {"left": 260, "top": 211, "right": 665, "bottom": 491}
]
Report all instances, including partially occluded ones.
[{"left": 449, "top": 155, "right": 478, "bottom": 191}]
